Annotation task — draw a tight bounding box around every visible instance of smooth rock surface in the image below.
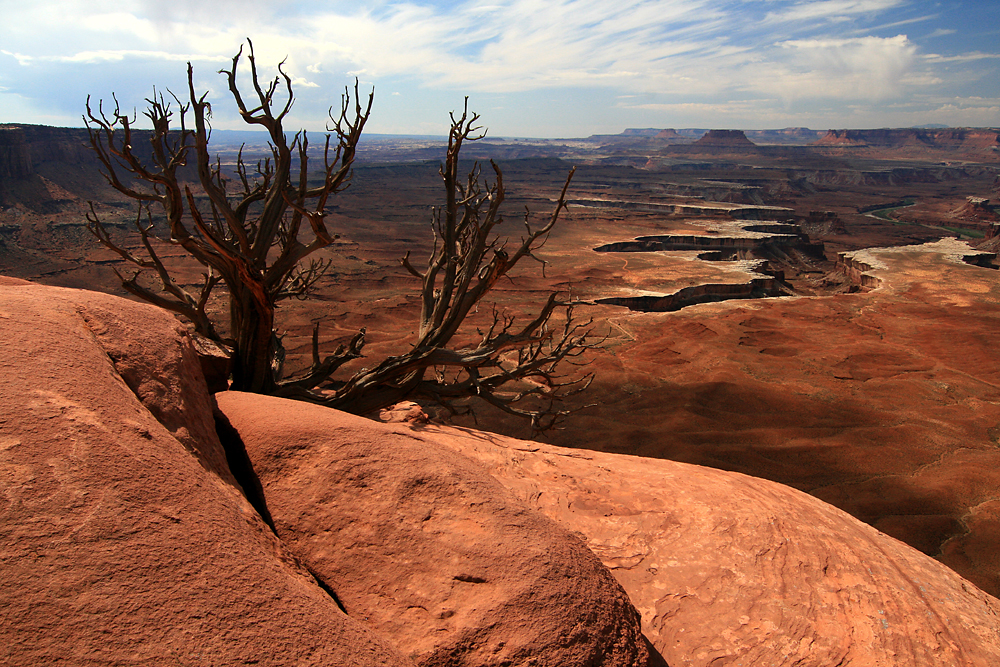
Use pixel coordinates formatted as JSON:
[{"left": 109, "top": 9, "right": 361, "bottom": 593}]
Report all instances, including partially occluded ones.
[
  {"left": 216, "top": 390, "right": 660, "bottom": 667},
  {"left": 412, "top": 423, "right": 1000, "bottom": 667},
  {"left": 0, "top": 282, "right": 409, "bottom": 666}
]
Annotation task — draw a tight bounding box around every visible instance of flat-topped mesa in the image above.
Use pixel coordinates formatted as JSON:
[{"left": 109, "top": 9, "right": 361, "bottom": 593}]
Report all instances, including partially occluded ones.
[
  {"left": 0, "top": 124, "right": 169, "bottom": 184},
  {"left": 620, "top": 128, "right": 663, "bottom": 137},
  {"left": 814, "top": 129, "right": 869, "bottom": 146},
  {"left": 814, "top": 128, "right": 1000, "bottom": 151},
  {"left": 693, "top": 129, "right": 757, "bottom": 147}
]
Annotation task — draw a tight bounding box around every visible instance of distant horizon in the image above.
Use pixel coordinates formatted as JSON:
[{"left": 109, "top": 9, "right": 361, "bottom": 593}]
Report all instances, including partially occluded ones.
[
  {"left": 4, "top": 123, "right": 999, "bottom": 144},
  {"left": 2, "top": 1, "right": 998, "bottom": 136}
]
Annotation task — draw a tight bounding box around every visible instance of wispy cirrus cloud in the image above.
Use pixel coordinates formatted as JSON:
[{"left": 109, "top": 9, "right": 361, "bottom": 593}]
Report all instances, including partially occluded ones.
[
  {"left": 924, "top": 52, "right": 1000, "bottom": 64},
  {"left": 0, "top": 0, "right": 997, "bottom": 134},
  {"left": 763, "top": 0, "right": 906, "bottom": 24}
]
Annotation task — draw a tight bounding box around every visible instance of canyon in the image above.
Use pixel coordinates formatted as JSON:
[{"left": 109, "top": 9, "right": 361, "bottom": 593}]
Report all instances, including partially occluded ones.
[{"left": 3, "top": 123, "right": 1000, "bottom": 663}]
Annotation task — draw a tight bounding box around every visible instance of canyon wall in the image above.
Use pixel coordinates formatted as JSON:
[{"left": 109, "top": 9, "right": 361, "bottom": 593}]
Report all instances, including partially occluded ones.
[
  {"left": 0, "top": 127, "right": 33, "bottom": 179},
  {"left": 0, "top": 125, "right": 98, "bottom": 178},
  {"left": 815, "top": 128, "right": 1000, "bottom": 151}
]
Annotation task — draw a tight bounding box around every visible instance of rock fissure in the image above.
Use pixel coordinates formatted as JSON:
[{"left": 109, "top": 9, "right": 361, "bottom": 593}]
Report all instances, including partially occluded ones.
[{"left": 212, "top": 407, "right": 276, "bottom": 533}]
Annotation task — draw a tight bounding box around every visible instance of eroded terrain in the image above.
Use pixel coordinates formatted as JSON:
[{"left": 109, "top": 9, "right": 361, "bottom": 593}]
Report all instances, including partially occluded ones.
[{"left": 3, "top": 124, "right": 1000, "bottom": 595}]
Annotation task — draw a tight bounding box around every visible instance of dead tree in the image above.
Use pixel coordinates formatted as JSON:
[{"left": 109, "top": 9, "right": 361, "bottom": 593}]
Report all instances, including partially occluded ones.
[
  {"left": 298, "top": 101, "right": 598, "bottom": 430},
  {"left": 86, "top": 45, "right": 595, "bottom": 428},
  {"left": 85, "top": 40, "right": 372, "bottom": 393}
]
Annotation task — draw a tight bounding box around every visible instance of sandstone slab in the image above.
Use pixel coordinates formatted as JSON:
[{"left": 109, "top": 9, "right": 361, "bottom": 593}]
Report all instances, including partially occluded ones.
[
  {"left": 413, "top": 423, "right": 1000, "bottom": 667},
  {"left": 0, "top": 282, "right": 409, "bottom": 666},
  {"left": 216, "top": 390, "right": 660, "bottom": 667}
]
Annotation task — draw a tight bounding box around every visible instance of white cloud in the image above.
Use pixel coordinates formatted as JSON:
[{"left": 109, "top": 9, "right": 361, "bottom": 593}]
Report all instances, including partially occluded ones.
[
  {"left": 764, "top": 0, "right": 905, "bottom": 24},
  {"left": 924, "top": 52, "right": 1000, "bottom": 64},
  {"left": 1, "top": 50, "right": 33, "bottom": 66},
  {"left": 47, "top": 50, "right": 230, "bottom": 64},
  {"left": 291, "top": 76, "right": 320, "bottom": 89},
  {"left": 848, "top": 13, "right": 936, "bottom": 34},
  {"left": 0, "top": 0, "right": 997, "bottom": 134},
  {"left": 748, "top": 35, "right": 919, "bottom": 101}
]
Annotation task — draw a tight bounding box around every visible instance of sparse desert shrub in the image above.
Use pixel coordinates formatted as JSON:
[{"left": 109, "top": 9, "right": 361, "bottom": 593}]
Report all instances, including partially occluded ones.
[{"left": 85, "top": 40, "right": 596, "bottom": 429}]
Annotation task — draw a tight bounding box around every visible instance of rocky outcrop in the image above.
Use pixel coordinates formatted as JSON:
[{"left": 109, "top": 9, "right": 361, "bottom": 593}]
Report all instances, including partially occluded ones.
[
  {"left": 410, "top": 425, "right": 1000, "bottom": 667},
  {"left": 693, "top": 129, "right": 756, "bottom": 147},
  {"left": 0, "top": 279, "right": 410, "bottom": 666},
  {"left": 215, "top": 391, "right": 661, "bottom": 667},
  {"left": 836, "top": 251, "right": 885, "bottom": 288},
  {"left": 7, "top": 278, "right": 1000, "bottom": 667},
  {"left": 952, "top": 196, "right": 999, "bottom": 223}
]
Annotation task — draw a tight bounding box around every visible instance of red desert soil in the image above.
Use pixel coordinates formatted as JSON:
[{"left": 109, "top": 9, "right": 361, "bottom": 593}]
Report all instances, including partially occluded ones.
[
  {"left": 216, "top": 390, "right": 1000, "bottom": 667},
  {"left": 274, "top": 168, "right": 1000, "bottom": 599}
]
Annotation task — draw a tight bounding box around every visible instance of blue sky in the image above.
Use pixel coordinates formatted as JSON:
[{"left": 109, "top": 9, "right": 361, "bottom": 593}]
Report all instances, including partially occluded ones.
[{"left": 1, "top": 0, "right": 998, "bottom": 136}]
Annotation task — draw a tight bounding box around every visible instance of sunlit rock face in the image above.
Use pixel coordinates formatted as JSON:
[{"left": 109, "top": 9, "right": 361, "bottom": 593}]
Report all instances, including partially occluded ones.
[
  {"left": 397, "top": 422, "right": 1000, "bottom": 667},
  {"left": 0, "top": 279, "right": 410, "bottom": 666},
  {"left": 815, "top": 128, "right": 1000, "bottom": 151},
  {"left": 215, "top": 390, "right": 660, "bottom": 667},
  {"left": 6, "top": 273, "right": 1000, "bottom": 667}
]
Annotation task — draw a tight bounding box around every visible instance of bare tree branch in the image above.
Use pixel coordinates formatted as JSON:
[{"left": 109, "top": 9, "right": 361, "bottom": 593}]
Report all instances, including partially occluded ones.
[
  {"left": 85, "top": 40, "right": 372, "bottom": 393},
  {"left": 85, "top": 52, "right": 597, "bottom": 428},
  {"left": 301, "top": 102, "right": 596, "bottom": 429}
]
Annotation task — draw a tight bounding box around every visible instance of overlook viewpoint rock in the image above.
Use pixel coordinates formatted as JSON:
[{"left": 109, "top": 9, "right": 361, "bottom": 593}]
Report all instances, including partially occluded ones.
[
  {"left": 3, "top": 278, "right": 1000, "bottom": 665},
  {"left": 0, "top": 277, "right": 409, "bottom": 666}
]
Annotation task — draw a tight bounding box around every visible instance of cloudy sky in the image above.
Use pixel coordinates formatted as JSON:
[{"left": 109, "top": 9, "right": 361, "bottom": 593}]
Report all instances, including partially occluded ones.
[{"left": 1, "top": 0, "right": 998, "bottom": 136}]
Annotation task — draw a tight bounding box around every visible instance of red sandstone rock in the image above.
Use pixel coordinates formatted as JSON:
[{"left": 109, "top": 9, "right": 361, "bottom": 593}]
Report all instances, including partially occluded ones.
[
  {"left": 215, "top": 390, "right": 660, "bottom": 667},
  {"left": 7, "top": 273, "right": 1000, "bottom": 667},
  {"left": 0, "top": 282, "right": 410, "bottom": 666},
  {"left": 815, "top": 128, "right": 1000, "bottom": 152},
  {"left": 654, "top": 129, "right": 679, "bottom": 140},
  {"left": 378, "top": 400, "right": 431, "bottom": 424},
  {"left": 693, "top": 129, "right": 756, "bottom": 147},
  {"left": 412, "top": 424, "right": 1000, "bottom": 667}
]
